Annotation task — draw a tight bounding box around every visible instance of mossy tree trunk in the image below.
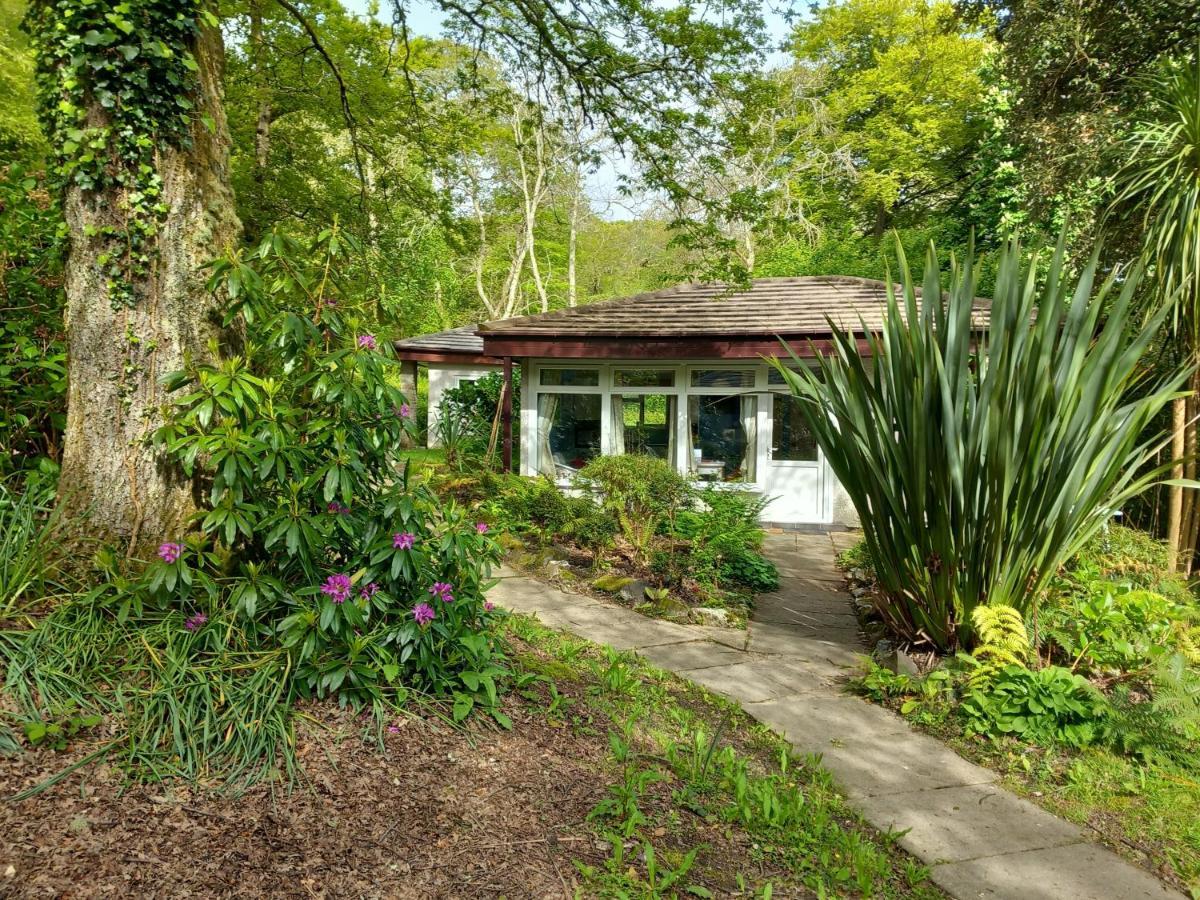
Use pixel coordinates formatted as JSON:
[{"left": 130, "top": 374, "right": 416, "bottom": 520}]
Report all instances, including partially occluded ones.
[{"left": 56, "top": 22, "right": 241, "bottom": 556}]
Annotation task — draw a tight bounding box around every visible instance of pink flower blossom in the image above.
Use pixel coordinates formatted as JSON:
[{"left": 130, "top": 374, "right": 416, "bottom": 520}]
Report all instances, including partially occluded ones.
[
  {"left": 184, "top": 612, "right": 208, "bottom": 631},
  {"left": 387, "top": 724, "right": 401, "bottom": 734},
  {"left": 484, "top": 601, "right": 495, "bottom": 612},
  {"left": 393, "top": 532, "right": 416, "bottom": 550},
  {"left": 398, "top": 403, "right": 412, "bottom": 418},
  {"left": 429, "top": 581, "right": 454, "bottom": 603},
  {"left": 158, "top": 542, "right": 183, "bottom": 564},
  {"left": 327, "top": 500, "right": 350, "bottom": 515},
  {"left": 475, "top": 522, "right": 489, "bottom": 534},
  {"left": 320, "top": 573, "right": 353, "bottom": 604},
  {"left": 359, "top": 582, "right": 380, "bottom": 600},
  {"left": 412, "top": 603, "right": 436, "bottom": 626},
  {"left": 357, "top": 334, "right": 377, "bottom": 350}
]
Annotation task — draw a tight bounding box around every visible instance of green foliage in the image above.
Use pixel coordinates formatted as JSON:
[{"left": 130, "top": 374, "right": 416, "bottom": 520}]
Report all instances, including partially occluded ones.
[
  {"left": 0, "top": 478, "right": 64, "bottom": 618},
  {"left": 963, "top": 605, "right": 1030, "bottom": 687},
  {"left": 577, "top": 455, "right": 693, "bottom": 561},
  {"left": 835, "top": 537, "right": 875, "bottom": 579},
  {"left": 491, "top": 474, "right": 616, "bottom": 552},
  {"left": 438, "top": 371, "right": 519, "bottom": 460},
  {"left": 1106, "top": 653, "right": 1200, "bottom": 764},
  {"left": 1044, "top": 586, "right": 1187, "bottom": 675},
  {"left": 0, "top": 165, "right": 65, "bottom": 479},
  {"left": 21, "top": 709, "right": 101, "bottom": 750},
  {"left": 960, "top": 665, "right": 1109, "bottom": 749},
  {"left": 776, "top": 234, "right": 1184, "bottom": 651},
  {"left": 23, "top": 0, "right": 213, "bottom": 307},
  {"left": 670, "top": 490, "right": 778, "bottom": 592},
  {"left": 2, "top": 225, "right": 511, "bottom": 781}
]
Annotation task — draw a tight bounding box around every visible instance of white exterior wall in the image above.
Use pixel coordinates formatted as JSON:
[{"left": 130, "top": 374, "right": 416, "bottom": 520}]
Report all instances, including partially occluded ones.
[
  {"left": 426, "top": 363, "right": 503, "bottom": 448},
  {"left": 518, "top": 358, "right": 859, "bottom": 528}
]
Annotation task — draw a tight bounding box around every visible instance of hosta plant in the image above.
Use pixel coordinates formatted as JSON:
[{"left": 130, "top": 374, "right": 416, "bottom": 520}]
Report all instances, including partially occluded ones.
[{"left": 775, "top": 235, "right": 1187, "bottom": 651}]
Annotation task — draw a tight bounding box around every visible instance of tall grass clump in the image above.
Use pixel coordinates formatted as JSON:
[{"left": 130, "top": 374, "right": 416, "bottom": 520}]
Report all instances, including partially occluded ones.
[
  {"left": 775, "top": 234, "right": 1186, "bottom": 651},
  {"left": 0, "top": 478, "right": 65, "bottom": 619}
]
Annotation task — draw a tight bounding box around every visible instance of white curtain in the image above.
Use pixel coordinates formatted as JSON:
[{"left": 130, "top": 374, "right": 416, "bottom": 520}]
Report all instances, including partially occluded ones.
[
  {"left": 610, "top": 395, "right": 626, "bottom": 454},
  {"left": 740, "top": 396, "right": 757, "bottom": 482},
  {"left": 537, "top": 394, "right": 559, "bottom": 478},
  {"left": 665, "top": 397, "right": 677, "bottom": 467},
  {"left": 687, "top": 396, "right": 701, "bottom": 472}
]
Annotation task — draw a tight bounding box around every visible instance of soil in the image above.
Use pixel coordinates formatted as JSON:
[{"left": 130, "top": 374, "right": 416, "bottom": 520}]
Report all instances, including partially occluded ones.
[{"left": 0, "top": 641, "right": 796, "bottom": 899}]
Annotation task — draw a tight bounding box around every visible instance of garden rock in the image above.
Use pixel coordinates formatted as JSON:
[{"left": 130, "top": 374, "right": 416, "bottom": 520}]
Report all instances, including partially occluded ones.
[
  {"left": 592, "top": 574, "right": 635, "bottom": 593},
  {"left": 693, "top": 607, "right": 730, "bottom": 626},
  {"left": 619, "top": 579, "right": 647, "bottom": 603}
]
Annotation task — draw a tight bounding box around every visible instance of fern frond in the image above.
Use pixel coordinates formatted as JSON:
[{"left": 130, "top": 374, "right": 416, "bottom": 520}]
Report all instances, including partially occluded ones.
[{"left": 966, "top": 605, "right": 1031, "bottom": 687}]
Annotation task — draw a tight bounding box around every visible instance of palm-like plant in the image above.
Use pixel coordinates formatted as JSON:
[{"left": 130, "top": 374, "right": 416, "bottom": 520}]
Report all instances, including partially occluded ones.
[
  {"left": 774, "top": 236, "right": 1186, "bottom": 652},
  {"left": 1110, "top": 54, "right": 1200, "bottom": 571}
]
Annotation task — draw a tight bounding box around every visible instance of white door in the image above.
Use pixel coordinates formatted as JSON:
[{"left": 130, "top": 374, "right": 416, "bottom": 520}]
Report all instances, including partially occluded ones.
[{"left": 762, "top": 393, "right": 827, "bottom": 523}]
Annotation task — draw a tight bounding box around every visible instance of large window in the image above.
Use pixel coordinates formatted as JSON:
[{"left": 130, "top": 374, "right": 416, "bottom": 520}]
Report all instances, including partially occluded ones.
[
  {"left": 537, "top": 393, "right": 601, "bottom": 477},
  {"left": 612, "top": 394, "right": 675, "bottom": 459},
  {"left": 688, "top": 395, "right": 756, "bottom": 483}
]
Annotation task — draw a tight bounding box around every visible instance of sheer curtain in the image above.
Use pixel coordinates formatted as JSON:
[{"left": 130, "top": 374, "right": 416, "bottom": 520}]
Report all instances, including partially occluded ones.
[
  {"left": 610, "top": 395, "right": 626, "bottom": 454},
  {"left": 537, "top": 394, "right": 559, "bottom": 478},
  {"left": 665, "top": 397, "right": 677, "bottom": 467},
  {"left": 739, "top": 396, "right": 757, "bottom": 482}
]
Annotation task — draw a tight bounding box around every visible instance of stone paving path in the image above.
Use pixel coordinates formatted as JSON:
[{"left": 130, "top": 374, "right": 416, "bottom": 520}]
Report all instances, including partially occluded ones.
[{"left": 488, "top": 532, "right": 1182, "bottom": 900}]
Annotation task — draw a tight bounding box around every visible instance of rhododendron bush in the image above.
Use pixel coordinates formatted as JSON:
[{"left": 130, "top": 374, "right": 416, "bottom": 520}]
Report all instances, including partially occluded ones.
[
  {"left": 2, "top": 228, "right": 510, "bottom": 783},
  {"left": 146, "top": 226, "right": 507, "bottom": 712}
]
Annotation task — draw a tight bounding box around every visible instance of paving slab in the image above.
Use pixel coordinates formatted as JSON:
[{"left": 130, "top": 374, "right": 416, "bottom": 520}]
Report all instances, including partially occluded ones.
[
  {"left": 855, "top": 784, "right": 1085, "bottom": 863},
  {"left": 678, "top": 660, "right": 824, "bottom": 704},
  {"left": 930, "top": 842, "right": 1184, "bottom": 900},
  {"left": 635, "top": 640, "right": 748, "bottom": 672}
]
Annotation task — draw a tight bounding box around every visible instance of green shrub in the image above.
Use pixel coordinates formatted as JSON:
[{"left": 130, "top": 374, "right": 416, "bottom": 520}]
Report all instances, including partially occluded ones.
[
  {"left": 775, "top": 234, "right": 1184, "bottom": 651},
  {"left": 960, "top": 664, "right": 1109, "bottom": 748},
  {"left": 0, "top": 476, "right": 65, "bottom": 618},
  {"left": 670, "top": 489, "right": 778, "bottom": 591},
  {"left": 1045, "top": 586, "right": 1182, "bottom": 674},
  {"left": 2, "top": 227, "right": 510, "bottom": 781},
  {"left": 492, "top": 476, "right": 616, "bottom": 554},
  {"left": 577, "top": 455, "right": 692, "bottom": 561},
  {"left": 835, "top": 538, "right": 875, "bottom": 579},
  {"left": 439, "top": 371, "right": 520, "bottom": 460}
]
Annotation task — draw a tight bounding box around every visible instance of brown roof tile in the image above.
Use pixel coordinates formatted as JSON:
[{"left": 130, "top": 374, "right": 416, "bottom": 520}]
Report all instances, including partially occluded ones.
[{"left": 476, "top": 276, "right": 990, "bottom": 338}]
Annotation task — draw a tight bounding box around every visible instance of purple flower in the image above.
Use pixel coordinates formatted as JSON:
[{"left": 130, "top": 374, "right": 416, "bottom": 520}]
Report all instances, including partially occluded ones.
[
  {"left": 184, "top": 612, "right": 208, "bottom": 632},
  {"left": 393, "top": 532, "right": 416, "bottom": 550},
  {"left": 359, "top": 581, "right": 380, "bottom": 601},
  {"left": 320, "top": 573, "right": 353, "bottom": 604},
  {"left": 158, "top": 542, "right": 183, "bottom": 564},
  {"left": 484, "top": 601, "right": 495, "bottom": 612},
  {"left": 399, "top": 403, "right": 412, "bottom": 419},
  {"left": 429, "top": 581, "right": 454, "bottom": 603},
  {"left": 327, "top": 501, "right": 350, "bottom": 515},
  {"left": 476, "top": 522, "right": 489, "bottom": 534},
  {"left": 387, "top": 724, "right": 401, "bottom": 734},
  {"left": 357, "top": 334, "right": 377, "bottom": 350},
  {"left": 412, "top": 603, "right": 436, "bottom": 626}
]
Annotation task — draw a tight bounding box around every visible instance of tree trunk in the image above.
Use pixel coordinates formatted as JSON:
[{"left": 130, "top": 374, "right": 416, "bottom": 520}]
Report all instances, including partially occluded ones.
[
  {"left": 1167, "top": 394, "right": 1186, "bottom": 571},
  {"left": 57, "top": 22, "right": 241, "bottom": 557},
  {"left": 251, "top": 0, "right": 272, "bottom": 177}
]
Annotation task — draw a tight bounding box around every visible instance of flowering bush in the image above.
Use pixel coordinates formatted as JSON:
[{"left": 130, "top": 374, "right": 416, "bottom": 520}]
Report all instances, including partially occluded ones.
[{"left": 139, "top": 226, "right": 507, "bottom": 715}]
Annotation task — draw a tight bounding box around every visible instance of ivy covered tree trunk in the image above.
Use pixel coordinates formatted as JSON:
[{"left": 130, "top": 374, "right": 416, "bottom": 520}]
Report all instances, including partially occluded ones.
[{"left": 27, "top": 4, "right": 241, "bottom": 555}]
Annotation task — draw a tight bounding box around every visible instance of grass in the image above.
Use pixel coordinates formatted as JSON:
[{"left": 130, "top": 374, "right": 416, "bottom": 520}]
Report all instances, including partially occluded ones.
[{"left": 505, "top": 614, "right": 944, "bottom": 898}]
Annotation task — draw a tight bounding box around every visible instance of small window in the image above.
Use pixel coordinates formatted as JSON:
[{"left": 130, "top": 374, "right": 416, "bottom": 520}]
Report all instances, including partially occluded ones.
[
  {"left": 539, "top": 368, "right": 599, "bottom": 387},
  {"left": 772, "top": 395, "right": 819, "bottom": 461},
  {"left": 768, "top": 366, "right": 821, "bottom": 386},
  {"left": 690, "top": 369, "right": 755, "bottom": 388},
  {"left": 614, "top": 369, "right": 675, "bottom": 388}
]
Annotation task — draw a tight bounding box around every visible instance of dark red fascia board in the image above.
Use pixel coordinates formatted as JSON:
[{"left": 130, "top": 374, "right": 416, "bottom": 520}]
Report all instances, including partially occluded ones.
[
  {"left": 478, "top": 334, "right": 875, "bottom": 360},
  {"left": 392, "top": 348, "right": 503, "bottom": 365}
]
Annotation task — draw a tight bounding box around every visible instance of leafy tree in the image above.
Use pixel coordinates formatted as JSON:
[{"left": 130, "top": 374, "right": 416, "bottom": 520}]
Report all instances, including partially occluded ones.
[{"left": 1111, "top": 56, "right": 1200, "bottom": 571}]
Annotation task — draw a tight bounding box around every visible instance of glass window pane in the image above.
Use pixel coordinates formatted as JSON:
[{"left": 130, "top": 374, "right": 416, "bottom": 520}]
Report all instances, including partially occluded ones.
[
  {"left": 614, "top": 369, "right": 675, "bottom": 387},
  {"left": 539, "top": 368, "right": 599, "bottom": 387},
  {"left": 537, "top": 393, "right": 601, "bottom": 477},
  {"left": 691, "top": 369, "right": 755, "bottom": 388},
  {"left": 611, "top": 394, "right": 676, "bottom": 461},
  {"left": 688, "top": 395, "right": 757, "bottom": 482},
  {"left": 768, "top": 366, "right": 821, "bottom": 386},
  {"left": 772, "top": 395, "right": 818, "bottom": 461}
]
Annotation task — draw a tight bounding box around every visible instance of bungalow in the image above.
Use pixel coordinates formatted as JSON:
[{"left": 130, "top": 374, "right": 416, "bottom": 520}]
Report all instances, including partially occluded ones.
[{"left": 394, "top": 276, "right": 988, "bottom": 528}]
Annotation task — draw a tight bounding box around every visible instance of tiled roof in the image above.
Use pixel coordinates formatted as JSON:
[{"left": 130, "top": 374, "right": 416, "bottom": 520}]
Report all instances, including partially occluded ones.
[
  {"left": 394, "top": 325, "right": 486, "bottom": 354},
  {"left": 476, "top": 276, "right": 990, "bottom": 338}
]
